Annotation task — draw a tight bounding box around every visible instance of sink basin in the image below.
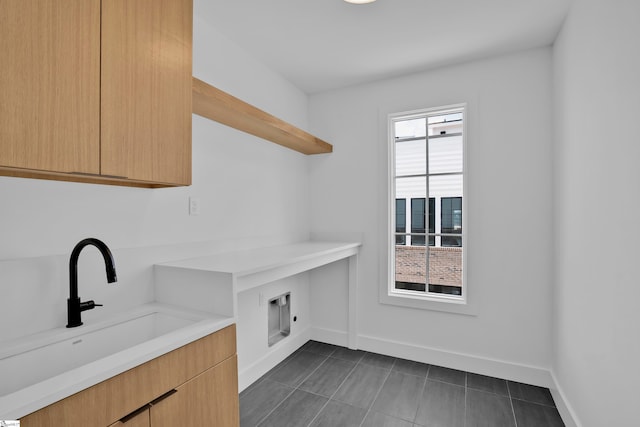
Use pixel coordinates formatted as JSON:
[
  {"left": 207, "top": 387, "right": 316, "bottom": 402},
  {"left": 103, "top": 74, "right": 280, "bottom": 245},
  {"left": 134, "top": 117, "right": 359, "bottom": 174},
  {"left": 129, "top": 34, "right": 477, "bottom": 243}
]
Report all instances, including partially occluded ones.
[
  {"left": 1, "top": 310, "right": 195, "bottom": 396},
  {"left": 0, "top": 303, "right": 234, "bottom": 419}
]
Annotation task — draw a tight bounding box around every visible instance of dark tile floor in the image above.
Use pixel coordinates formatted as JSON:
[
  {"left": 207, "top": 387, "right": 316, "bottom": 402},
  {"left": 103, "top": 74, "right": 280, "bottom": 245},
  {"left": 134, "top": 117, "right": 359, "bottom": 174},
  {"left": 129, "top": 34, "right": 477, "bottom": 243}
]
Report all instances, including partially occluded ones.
[{"left": 240, "top": 341, "right": 565, "bottom": 427}]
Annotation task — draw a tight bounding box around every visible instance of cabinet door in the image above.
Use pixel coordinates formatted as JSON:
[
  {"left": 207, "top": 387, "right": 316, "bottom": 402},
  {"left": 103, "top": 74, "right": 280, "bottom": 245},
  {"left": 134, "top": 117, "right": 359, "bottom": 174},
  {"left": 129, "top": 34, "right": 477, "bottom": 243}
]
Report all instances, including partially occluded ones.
[
  {"left": 101, "top": 0, "right": 192, "bottom": 185},
  {"left": 108, "top": 407, "right": 150, "bottom": 427},
  {"left": 151, "top": 356, "right": 239, "bottom": 427},
  {"left": 0, "top": 0, "right": 100, "bottom": 174}
]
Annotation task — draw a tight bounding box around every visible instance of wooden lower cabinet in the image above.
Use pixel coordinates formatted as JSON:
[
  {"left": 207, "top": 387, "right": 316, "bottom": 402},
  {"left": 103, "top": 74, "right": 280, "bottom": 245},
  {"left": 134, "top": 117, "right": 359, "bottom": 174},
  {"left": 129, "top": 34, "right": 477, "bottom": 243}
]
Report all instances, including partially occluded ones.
[
  {"left": 109, "top": 357, "right": 238, "bottom": 427},
  {"left": 21, "top": 325, "right": 239, "bottom": 427},
  {"left": 152, "top": 356, "right": 239, "bottom": 427}
]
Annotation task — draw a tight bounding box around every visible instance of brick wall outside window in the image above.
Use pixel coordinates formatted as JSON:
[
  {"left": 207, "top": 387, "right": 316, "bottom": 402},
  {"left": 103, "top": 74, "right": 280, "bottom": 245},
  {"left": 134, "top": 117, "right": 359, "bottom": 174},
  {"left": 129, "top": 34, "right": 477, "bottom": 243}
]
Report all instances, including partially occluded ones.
[{"left": 395, "top": 245, "right": 462, "bottom": 287}]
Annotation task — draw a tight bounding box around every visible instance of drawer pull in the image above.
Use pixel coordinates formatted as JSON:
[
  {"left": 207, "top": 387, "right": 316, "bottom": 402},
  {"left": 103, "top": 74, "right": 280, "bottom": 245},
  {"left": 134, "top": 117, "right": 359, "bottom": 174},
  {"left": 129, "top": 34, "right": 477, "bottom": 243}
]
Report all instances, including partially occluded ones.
[
  {"left": 120, "top": 403, "right": 150, "bottom": 423},
  {"left": 149, "top": 389, "right": 178, "bottom": 406},
  {"left": 119, "top": 390, "right": 177, "bottom": 423},
  {"left": 69, "top": 171, "right": 128, "bottom": 179}
]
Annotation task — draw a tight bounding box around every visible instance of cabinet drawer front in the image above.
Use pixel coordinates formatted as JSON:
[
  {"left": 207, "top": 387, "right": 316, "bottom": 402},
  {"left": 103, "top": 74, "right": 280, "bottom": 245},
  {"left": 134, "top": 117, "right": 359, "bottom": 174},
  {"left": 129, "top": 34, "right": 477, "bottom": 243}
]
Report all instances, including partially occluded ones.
[
  {"left": 20, "top": 324, "right": 236, "bottom": 427},
  {"left": 151, "top": 356, "right": 239, "bottom": 427}
]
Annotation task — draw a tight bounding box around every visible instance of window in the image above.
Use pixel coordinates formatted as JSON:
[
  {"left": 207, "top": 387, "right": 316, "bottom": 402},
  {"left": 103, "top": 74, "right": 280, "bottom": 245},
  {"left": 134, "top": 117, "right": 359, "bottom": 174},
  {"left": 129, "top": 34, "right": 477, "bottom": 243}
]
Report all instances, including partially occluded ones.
[{"left": 389, "top": 105, "right": 465, "bottom": 303}]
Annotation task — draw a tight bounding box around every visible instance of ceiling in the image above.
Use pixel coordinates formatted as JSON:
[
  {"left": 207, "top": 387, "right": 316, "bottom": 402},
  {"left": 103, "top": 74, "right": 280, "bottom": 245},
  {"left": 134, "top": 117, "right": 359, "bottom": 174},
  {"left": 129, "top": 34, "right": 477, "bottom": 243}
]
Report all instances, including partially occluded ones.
[{"left": 196, "top": 0, "right": 571, "bottom": 94}]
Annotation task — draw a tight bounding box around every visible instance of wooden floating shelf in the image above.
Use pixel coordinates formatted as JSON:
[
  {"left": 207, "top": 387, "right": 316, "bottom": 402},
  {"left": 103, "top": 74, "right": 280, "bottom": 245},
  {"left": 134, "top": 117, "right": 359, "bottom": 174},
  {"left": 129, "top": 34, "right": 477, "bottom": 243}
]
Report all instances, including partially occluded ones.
[{"left": 192, "top": 77, "right": 332, "bottom": 155}]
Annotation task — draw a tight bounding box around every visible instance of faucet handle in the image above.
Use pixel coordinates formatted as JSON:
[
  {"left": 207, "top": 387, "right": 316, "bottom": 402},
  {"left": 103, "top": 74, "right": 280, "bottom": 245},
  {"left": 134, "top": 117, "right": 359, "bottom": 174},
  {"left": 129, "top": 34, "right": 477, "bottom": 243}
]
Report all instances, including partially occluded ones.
[{"left": 79, "top": 300, "right": 103, "bottom": 312}]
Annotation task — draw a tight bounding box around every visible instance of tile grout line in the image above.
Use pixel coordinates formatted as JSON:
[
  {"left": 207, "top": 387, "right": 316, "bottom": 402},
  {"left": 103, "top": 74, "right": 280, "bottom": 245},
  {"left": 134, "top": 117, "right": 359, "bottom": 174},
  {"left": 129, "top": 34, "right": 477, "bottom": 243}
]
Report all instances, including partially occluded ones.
[
  {"left": 357, "top": 356, "right": 396, "bottom": 427},
  {"left": 464, "top": 370, "right": 468, "bottom": 427},
  {"left": 305, "top": 350, "right": 366, "bottom": 427},
  {"left": 507, "top": 380, "right": 519, "bottom": 427},
  {"left": 411, "top": 364, "right": 431, "bottom": 426},
  {"left": 254, "top": 384, "right": 297, "bottom": 427},
  {"left": 510, "top": 396, "right": 558, "bottom": 408},
  {"left": 255, "top": 349, "right": 333, "bottom": 427}
]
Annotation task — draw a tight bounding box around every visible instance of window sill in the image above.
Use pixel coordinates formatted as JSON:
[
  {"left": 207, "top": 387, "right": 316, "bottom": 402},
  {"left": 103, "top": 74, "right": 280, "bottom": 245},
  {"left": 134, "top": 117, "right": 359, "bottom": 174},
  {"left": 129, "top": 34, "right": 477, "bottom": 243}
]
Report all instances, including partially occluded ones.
[{"left": 380, "top": 288, "right": 478, "bottom": 316}]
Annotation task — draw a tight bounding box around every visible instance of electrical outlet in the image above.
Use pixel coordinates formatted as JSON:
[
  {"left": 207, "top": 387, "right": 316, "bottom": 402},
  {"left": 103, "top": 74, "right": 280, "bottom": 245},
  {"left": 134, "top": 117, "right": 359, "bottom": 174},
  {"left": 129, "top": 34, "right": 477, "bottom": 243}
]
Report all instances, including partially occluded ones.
[{"left": 189, "top": 197, "right": 201, "bottom": 215}]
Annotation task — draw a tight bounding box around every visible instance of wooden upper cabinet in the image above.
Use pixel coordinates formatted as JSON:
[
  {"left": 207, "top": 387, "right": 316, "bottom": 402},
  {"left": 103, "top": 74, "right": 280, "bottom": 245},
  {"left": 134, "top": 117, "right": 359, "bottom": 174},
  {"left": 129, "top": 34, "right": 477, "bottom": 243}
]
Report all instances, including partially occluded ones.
[
  {"left": 101, "top": 0, "right": 193, "bottom": 185},
  {"left": 0, "top": 0, "right": 192, "bottom": 187},
  {"left": 0, "top": 0, "right": 101, "bottom": 174}
]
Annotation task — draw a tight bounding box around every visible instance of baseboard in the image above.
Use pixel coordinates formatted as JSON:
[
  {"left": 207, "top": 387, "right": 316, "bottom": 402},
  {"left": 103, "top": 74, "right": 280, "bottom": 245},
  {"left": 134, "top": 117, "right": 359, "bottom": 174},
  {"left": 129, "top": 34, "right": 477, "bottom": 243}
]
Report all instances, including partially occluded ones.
[
  {"left": 549, "top": 370, "right": 582, "bottom": 427},
  {"left": 312, "top": 327, "right": 552, "bottom": 387},
  {"left": 238, "top": 326, "right": 311, "bottom": 392},
  {"left": 310, "top": 326, "right": 349, "bottom": 347}
]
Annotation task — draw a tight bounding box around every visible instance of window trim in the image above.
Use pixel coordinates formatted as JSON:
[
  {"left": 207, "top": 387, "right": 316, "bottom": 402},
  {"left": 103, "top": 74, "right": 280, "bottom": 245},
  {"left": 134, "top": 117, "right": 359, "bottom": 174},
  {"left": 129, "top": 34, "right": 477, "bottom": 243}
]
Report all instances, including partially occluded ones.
[{"left": 379, "top": 103, "right": 476, "bottom": 316}]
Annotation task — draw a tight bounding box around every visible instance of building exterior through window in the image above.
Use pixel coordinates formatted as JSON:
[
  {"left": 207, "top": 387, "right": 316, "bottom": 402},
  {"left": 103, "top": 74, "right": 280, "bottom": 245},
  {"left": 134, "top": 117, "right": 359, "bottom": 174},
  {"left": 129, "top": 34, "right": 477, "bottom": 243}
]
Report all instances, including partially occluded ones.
[{"left": 391, "top": 106, "right": 464, "bottom": 298}]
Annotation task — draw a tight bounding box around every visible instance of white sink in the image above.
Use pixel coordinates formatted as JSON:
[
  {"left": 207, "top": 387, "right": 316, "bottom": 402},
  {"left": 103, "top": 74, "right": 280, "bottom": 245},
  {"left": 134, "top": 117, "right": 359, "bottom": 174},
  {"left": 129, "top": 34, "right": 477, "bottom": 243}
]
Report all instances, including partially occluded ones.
[
  {"left": 1, "top": 310, "right": 194, "bottom": 396},
  {"left": 0, "top": 303, "right": 234, "bottom": 420}
]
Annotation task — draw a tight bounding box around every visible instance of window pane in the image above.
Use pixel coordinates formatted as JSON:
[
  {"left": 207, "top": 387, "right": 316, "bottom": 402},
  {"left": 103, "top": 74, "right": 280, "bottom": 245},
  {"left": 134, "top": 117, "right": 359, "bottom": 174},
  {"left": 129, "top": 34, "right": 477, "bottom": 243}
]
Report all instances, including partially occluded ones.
[
  {"left": 396, "top": 138, "right": 426, "bottom": 176},
  {"left": 428, "top": 112, "right": 462, "bottom": 131},
  {"left": 395, "top": 199, "right": 406, "bottom": 245},
  {"left": 411, "top": 198, "right": 425, "bottom": 246},
  {"left": 441, "top": 197, "right": 462, "bottom": 247},
  {"left": 441, "top": 235, "right": 462, "bottom": 247},
  {"left": 395, "top": 244, "right": 426, "bottom": 291},
  {"left": 395, "top": 176, "right": 426, "bottom": 200},
  {"left": 428, "top": 245, "right": 463, "bottom": 294},
  {"left": 428, "top": 283, "right": 462, "bottom": 296},
  {"left": 395, "top": 245, "right": 463, "bottom": 295},
  {"left": 428, "top": 198, "right": 435, "bottom": 233},
  {"left": 429, "top": 134, "right": 463, "bottom": 174},
  {"left": 428, "top": 198, "right": 435, "bottom": 246},
  {"left": 429, "top": 174, "right": 463, "bottom": 199},
  {"left": 395, "top": 117, "right": 426, "bottom": 139}
]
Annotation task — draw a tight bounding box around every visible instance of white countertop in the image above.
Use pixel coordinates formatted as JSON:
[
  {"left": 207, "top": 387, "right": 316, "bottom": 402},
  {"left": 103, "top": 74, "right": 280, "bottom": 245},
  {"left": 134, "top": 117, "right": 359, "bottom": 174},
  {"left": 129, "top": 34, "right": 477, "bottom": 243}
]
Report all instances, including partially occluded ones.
[
  {"left": 0, "top": 303, "right": 234, "bottom": 420},
  {"left": 158, "top": 241, "right": 361, "bottom": 293},
  {"left": 159, "top": 241, "right": 360, "bottom": 274}
]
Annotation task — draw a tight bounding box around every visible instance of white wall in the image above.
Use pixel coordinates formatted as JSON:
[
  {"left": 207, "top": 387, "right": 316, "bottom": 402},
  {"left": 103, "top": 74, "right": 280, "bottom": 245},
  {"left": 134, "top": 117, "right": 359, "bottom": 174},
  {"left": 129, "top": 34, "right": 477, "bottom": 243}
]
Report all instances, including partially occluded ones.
[
  {"left": 552, "top": 0, "right": 640, "bottom": 425},
  {"left": 0, "top": 7, "right": 311, "bottom": 341},
  {"left": 308, "top": 48, "right": 555, "bottom": 382}
]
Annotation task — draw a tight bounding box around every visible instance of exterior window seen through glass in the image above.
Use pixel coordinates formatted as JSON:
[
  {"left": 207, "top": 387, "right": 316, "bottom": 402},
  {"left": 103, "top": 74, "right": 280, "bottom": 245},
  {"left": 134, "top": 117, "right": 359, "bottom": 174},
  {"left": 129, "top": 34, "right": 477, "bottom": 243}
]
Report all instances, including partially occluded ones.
[
  {"left": 441, "top": 197, "right": 462, "bottom": 247},
  {"left": 411, "top": 198, "right": 426, "bottom": 246},
  {"left": 395, "top": 199, "right": 406, "bottom": 245},
  {"left": 428, "top": 197, "right": 435, "bottom": 246}
]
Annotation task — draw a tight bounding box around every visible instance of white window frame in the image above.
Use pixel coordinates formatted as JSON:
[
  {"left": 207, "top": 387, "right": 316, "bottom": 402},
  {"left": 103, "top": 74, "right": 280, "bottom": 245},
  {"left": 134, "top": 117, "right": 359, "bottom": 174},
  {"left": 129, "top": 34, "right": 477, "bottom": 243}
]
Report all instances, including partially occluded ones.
[{"left": 379, "top": 103, "right": 476, "bottom": 315}]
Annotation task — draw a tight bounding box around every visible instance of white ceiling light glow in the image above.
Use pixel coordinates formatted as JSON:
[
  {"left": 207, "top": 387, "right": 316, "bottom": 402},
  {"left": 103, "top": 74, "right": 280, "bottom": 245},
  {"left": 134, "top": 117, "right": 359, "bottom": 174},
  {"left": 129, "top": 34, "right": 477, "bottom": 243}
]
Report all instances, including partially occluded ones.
[{"left": 344, "top": 0, "right": 376, "bottom": 4}]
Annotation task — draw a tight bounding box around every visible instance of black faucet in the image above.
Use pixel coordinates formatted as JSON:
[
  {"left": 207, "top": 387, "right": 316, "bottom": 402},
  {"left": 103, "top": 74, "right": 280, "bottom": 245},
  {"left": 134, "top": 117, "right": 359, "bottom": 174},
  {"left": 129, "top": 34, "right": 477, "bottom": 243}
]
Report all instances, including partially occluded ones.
[{"left": 66, "top": 238, "right": 118, "bottom": 328}]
